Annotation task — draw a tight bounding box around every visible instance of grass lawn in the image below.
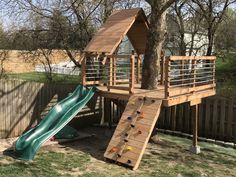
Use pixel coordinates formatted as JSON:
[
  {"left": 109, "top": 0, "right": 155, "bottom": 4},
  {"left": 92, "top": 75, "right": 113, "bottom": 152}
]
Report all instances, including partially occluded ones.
[
  {"left": 0, "top": 128, "right": 236, "bottom": 177},
  {"left": 2, "top": 72, "right": 81, "bottom": 84}
]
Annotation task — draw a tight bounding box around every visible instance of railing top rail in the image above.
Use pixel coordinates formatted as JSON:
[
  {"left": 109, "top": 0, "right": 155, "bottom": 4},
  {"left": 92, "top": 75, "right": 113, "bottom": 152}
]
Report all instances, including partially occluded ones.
[
  {"left": 167, "top": 56, "right": 216, "bottom": 61},
  {"left": 85, "top": 53, "right": 134, "bottom": 59}
]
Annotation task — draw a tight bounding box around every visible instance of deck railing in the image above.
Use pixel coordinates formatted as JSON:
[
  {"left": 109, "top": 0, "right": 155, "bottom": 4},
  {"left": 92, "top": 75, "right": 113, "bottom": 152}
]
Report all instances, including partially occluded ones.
[
  {"left": 82, "top": 54, "right": 216, "bottom": 98},
  {"left": 164, "top": 56, "right": 216, "bottom": 99},
  {"left": 81, "top": 52, "right": 141, "bottom": 93}
]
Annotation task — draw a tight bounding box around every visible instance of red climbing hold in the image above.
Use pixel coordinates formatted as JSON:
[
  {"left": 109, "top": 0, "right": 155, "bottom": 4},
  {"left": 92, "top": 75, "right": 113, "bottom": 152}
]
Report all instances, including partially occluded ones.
[
  {"left": 138, "top": 130, "right": 142, "bottom": 134},
  {"left": 110, "top": 147, "right": 118, "bottom": 153},
  {"left": 139, "top": 112, "right": 144, "bottom": 118}
]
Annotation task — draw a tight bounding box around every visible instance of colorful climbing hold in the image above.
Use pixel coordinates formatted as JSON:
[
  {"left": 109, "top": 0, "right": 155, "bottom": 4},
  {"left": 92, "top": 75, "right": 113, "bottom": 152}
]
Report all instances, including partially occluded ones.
[
  {"left": 110, "top": 147, "right": 118, "bottom": 153},
  {"left": 126, "top": 146, "right": 133, "bottom": 151},
  {"left": 130, "top": 101, "right": 135, "bottom": 105},
  {"left": 139, "top": 112, "right": 144, "bottom": 118},
  {"left": 127, "top": 116, "right": 132, "bottom": 120},
  {"left": 138, "top": 130, "right": 142, "bottom": 134},
  {"left": 127, "top": 160, "right": 132, "bottom": 164}
]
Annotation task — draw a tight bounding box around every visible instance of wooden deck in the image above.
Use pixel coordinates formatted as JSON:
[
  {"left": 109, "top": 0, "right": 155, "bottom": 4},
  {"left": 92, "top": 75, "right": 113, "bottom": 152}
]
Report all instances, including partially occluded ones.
[{"left": 97, "top": 83, "right": 216, "bottom": 107}]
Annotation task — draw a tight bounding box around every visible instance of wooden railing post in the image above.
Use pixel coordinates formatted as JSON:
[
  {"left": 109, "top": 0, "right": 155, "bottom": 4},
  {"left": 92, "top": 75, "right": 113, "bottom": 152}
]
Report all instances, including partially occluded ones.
[
  {"left": 113, "top": 57, "right": 116, "bottom": 85},
  {"left": 192, "top": 59, "right": 196, "bottom": 90},
  {"left": 212, "top": 59, "right": 216, "bottom": 86},
  {"left": 108, "top": 57, "right": 112, "bottom": 91},
  {"left": 165, "top": 57, "right": 170, "bottom": 99},
  {"left": 129, "top": 51, "right": 135, "bottom": 94},
  {"left": 81, "top": 57, "right": 86, "bottom": 86},
  {"left": 137, "top": 54, "right": 141, "bottom": 84},
  {"left": 160, "top": 54, "right": 165, "bottom": 85}
]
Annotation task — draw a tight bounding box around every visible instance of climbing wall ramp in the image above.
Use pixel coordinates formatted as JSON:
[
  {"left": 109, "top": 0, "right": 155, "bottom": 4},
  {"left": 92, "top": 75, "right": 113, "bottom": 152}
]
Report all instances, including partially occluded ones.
[{"left": 104, "top": 96, "right": 162, "bottom": 170}]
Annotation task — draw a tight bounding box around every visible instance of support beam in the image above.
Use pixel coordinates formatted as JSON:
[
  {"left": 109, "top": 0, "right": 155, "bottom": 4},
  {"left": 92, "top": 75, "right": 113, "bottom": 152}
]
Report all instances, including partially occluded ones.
[{"left": 190, "top": 103, "right": 201, "bottom": 154}]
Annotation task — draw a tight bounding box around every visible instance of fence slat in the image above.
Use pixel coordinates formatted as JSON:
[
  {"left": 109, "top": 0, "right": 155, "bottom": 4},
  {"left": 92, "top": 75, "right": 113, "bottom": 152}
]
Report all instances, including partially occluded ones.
[
  {"left": 220, "top": 100, "right": 226, "bottom": 140},
  {"left": 227, "top": 99, "right": 234, "bottom": 140},
  {"left": 212, "top": 99, "right": 218, "bottom": 139}
]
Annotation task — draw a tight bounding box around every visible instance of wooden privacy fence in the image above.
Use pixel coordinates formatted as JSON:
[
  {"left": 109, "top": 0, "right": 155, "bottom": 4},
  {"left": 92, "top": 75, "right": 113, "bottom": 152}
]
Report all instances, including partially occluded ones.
[
  {"left": 157, "top": 96, "right": 236, "bottom": 143},
  {"left": 107, "top": 96, "right": 236, "bottom": 143},
  {"left": 0, "top": 80, "right": 102, "bottom": 138},
  {"left": 0, "top": 79, "right": 235, "bottom": 143}
]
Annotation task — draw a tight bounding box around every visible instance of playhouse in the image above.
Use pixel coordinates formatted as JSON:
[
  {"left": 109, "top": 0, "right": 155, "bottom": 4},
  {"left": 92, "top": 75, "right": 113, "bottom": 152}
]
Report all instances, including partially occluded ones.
[{"left": 15, "top": 8, "right": 216, "bottom": 170}]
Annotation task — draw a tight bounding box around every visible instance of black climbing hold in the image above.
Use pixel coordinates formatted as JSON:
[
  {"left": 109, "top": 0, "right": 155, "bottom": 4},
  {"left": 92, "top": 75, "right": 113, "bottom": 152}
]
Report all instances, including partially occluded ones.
[
  {"left": 127, "top": 116, "right": 132, "bottom": 120},
  {"left": 117, "top": 154, "right": 121, "bottom": 158},
  {"left": 151, "top": 100, "right": 155, "bottom": 103},
  {"left": 131, "top": 124, "right": 135, "bottom": 128},
  {"left": 125, "top": 133, "right": 128, "bottom": 136},
  {"left": 137, "top": 111, "right": 141, "bottom": 114},
  {"left": 127, "top": 160, "right": 132, "bottom": 164},
  {"left": 124, "top": 139, "right": 128, "bottom": 142},
  {"left": 144, "top": 97, "right": 147, "bottom": 101}
]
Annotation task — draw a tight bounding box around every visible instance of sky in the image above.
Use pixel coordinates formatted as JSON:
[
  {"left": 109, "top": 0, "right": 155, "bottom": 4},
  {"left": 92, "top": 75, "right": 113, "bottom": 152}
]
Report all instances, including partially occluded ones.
[{"left": 0, "top": 0, "right": 235, "bottom": 30}]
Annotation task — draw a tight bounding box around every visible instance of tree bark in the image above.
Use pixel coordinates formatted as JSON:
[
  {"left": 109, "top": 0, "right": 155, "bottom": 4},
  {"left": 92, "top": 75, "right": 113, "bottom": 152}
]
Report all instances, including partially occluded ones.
[{"left": 141, "top": 1, "right": 168, "bottom": 89}]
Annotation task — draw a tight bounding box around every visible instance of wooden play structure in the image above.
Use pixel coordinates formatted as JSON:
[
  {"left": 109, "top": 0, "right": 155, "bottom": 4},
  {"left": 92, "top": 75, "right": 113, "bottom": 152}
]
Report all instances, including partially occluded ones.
[{"left": 81, "top": 8, "right": 216, "bottom": 170}]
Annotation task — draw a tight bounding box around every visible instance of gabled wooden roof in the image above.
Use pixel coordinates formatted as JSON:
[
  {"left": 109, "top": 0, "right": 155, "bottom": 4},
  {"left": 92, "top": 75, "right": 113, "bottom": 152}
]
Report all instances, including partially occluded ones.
[{"left": 84, "top": 8, "right": 149, "bottom": 55}]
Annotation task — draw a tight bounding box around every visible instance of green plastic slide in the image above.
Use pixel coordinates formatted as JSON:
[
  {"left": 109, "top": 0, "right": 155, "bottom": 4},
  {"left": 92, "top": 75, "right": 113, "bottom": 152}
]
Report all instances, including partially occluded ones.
[{"left": 15, "top": 85, "right": 97, "bottom": 160}]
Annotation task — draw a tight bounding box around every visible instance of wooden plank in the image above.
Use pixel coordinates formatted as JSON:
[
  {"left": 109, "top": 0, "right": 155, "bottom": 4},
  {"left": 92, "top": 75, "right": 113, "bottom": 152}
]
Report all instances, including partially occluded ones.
[
  {"left": 227, "top": 99, "right": 234, "bottom": 140},
  {"left": 169, "top": 56, "right": 216, "bottom": 61},
  {"left": 192, "top": 104, "right": 199, "bottom": 147},
  {"left": 164, "top": 89, "right": 216, "bottom": 107},
  {"left": 168, "top": 84, "right": 215, "bottom": 97},
  {"left": 171, "top": 106, "right": 177, "bottom": 131},
  {"left": 220, "top": 100, "right": 226, "bottom": 140},
  {"left": 184, "top": 103, "right": 190, "bottom": 133},
  {"left": 205, "top": 99, "right": 211, "bottom": 138},
  {"left": 104, "top": 96, "right": 162, "bottom": 170},
  {"left": 212, "top": 98, "right": 218, "bottom": 139},
  {"left": 190, "top": 98, "right": 202, "bottom": 106},
  {"left": 177, "top": 104, "right": 183, "bottom": 132},
  {"left": 129, "top": 53, "right": 135, "bottom": 94},
  {"left": 137, "top": 55, "right": 141, "bottom": 84}
]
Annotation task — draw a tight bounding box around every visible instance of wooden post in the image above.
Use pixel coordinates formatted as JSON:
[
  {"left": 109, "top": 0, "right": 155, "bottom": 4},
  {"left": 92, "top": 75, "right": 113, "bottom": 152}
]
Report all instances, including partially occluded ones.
[
  {"left": 193, "top": 104, "right": 198, "bottom": 146},
  {"left": 190, "top": 103, "right": 201, "bottom": 154},
  {"left": 81, "top": 57, "right": 86, "bottom": 85},
  {"left": 160, "top": 50, "right": 165, "bottom": 85},
  {"left": 192, "top": 59, "right": 196, "bottom": 90},
  {"left": 108, "top": 57, "right": 112, "bottom": 91},
  {"left": 113, "top": 57, "right": 116, "bottom": 85},
  {"left": 164, "top": 57, "right": 170, "bottom": 99},
  {"left": 137, "top": 54, "right": 141, "bottom": 84},
  {"left": 212, "top": 59, "right": 216, "bottom": 87},
  {"left": 129, "top": 51, "right": 135, "bottom": 94}
]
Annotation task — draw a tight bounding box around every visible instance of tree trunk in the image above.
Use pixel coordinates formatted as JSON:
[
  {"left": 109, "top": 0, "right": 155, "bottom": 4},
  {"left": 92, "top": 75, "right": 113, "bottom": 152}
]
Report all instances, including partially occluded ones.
[
  {"left": 141, "top": 3, "right": 167, "bottom": 89},
  {"left": 206, "top": 31, "right": 214, "bottom": 56}
]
